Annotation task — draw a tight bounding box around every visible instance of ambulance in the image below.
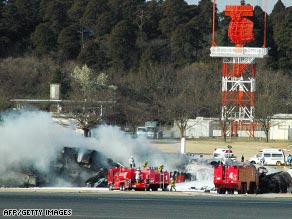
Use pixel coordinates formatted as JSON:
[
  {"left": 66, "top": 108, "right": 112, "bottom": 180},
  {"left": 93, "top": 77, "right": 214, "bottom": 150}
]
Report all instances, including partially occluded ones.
[{"left": 248, "top": 148, "right": 285, "bottom": 166}]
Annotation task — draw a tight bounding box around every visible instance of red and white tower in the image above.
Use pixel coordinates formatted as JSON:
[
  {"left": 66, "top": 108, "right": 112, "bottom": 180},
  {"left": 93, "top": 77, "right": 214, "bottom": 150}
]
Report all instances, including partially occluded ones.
[{"left": 210, "top": 0, "right": 268, "bottom": 137}]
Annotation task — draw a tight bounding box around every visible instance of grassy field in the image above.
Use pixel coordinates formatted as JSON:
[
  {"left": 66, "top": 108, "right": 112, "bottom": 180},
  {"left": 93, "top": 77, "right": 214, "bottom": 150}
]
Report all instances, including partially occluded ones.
[{"left": 151, "top": 138, "right": 292, "bottom": 161}]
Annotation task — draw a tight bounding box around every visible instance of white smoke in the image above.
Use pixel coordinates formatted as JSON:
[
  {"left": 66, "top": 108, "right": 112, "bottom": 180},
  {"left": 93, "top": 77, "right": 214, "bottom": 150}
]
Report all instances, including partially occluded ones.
[
  {"left": 0, "top": 110, "right": 92, "bottom": 186},
  {"left": 90, "top": 126, "right": 186, "bottom": 170},
  {"left": 185, "top": 162, "right": 213, "bottom": 181},
  {"left": 0, "top": 110, "right": 187, "bottom": 187}
]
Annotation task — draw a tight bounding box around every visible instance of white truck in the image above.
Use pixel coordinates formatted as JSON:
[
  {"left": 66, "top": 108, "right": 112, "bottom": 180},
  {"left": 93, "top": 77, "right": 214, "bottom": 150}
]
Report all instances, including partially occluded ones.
[
  {"left": 212, "top": 148, "right": 237, "bottom": 163},
  {"left": 248, "top": 148, "right": 285, "bottom": 166},
  {"left": 136, "top": 121, "right": 163, "bottom": 139}
]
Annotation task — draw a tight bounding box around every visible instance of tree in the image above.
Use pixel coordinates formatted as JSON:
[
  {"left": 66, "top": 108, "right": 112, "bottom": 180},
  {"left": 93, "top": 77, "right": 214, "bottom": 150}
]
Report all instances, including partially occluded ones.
[
  {"left": 108, "top": 0, "right": 144, "bottom": 22},
  {"left": 159, "top": 0, "right": 190, "bottom": 38},
  {"left": 170, "top": 23, "right": 200, "bottom": 65},
  {"left": 108, "top": 20, "right": 138, "bottom": 71},
  {"left": 277, "top": 8, "right": 292, "bottom": 72},
  {"left": 163, "top": 63, "right": 220, "bottom": 138},
  {"left": 39, "top": 0, "right": 73, "bottom": 33},
  {"left": 94, "top": 11, "right": 115, "bottom": 37},
  {"left": 31, "top": 22, "right": 57, "bottom": 57},
  {"left": 255, "top": 67, "right": 290, "bottom": 142},
  {"left": 69, "top": 64, "right": 117, "bottom": 136},
  {"left": 0, "top": 0, "right": 41, "bottom": 56},
  {"left": 77, "top": 40, "right": 108, "bottom": 71},
  {"left": 57, "top": 24, "right": 80, "bottom": 60},
  {"left": 137, "top": 0, "right": 162, "bottom": 40}
]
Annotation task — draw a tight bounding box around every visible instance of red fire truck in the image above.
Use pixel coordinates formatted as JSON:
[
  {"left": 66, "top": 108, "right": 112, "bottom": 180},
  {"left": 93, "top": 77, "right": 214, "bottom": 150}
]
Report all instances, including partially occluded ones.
[
  {"left": 213, "top": 163, "right": 259, "bottom": 194},
  {"left": 108, "top": 167, "right": 170, "bottom": 191}
]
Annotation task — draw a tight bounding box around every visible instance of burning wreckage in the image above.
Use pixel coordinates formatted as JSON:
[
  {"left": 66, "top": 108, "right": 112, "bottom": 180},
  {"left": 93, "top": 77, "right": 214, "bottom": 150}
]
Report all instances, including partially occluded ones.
[
  {"left": 1, "top": 147, "right": 292, "bottom": 194},
  {"left": 0, "top": 147, "right": 116, "bottom": 188}
]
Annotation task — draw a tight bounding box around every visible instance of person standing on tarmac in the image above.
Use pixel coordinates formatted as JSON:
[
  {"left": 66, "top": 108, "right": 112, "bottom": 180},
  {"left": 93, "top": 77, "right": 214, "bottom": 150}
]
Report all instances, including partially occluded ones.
[
  {"left": 170, "top": 177, "right": 176, "bottom": 191},
  {"left": 260, "top": 156, "right": 265, "bottom": 166},
  {"left": 287, "top": 154, "right": 292, "bottom": 165}
]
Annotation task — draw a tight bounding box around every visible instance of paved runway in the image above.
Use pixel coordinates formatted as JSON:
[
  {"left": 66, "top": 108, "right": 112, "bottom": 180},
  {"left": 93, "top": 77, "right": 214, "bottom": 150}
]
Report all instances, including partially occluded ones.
[{"left": 0, "top": 189, "right": 292, "bottom": 218}]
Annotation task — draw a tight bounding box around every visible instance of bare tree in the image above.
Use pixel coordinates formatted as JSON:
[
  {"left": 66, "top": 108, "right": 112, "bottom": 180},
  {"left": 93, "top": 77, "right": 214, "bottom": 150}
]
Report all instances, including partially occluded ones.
[
  {"left": 255, "top": 68, "right": 290, "bottom": 142},
  {"left": 164, "top": 63, "right": 220, "bottom": 138},
  {"left": 67, "top": 64, "right": 116, "bottom": 136}
]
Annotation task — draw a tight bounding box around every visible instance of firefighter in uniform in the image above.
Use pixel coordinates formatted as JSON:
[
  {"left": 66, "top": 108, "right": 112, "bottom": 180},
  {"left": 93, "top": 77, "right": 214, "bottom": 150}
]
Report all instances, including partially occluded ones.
[
  {"left": 170, "top": 177, "right": 176, "bottom": 191},
  {"left": 158, "top": 164, "right": 164, "bottom": 173},
  {"left": 135, "top": 168, "right": 141, "bottom": 183},
  {"left": 142, "top": 161, "right": 148, "bottom": 168}
]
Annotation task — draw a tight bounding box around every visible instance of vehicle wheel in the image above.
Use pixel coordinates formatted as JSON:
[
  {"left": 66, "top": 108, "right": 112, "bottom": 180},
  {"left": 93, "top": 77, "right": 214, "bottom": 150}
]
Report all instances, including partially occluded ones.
[
  {"left": 120, "top": 184, "right": 124, "bottom": 191},
  {"left": 250, "top": 161, "right": 256, "bottom": 164},
  {"left": 221, "top": 189, "right": 226, "bottom": 194},
  {"left": 276, "top": 161, "right": 281, "bottom": 166},
  {"left": 227, "top": 189, "right": 234, "bottom": 194}
]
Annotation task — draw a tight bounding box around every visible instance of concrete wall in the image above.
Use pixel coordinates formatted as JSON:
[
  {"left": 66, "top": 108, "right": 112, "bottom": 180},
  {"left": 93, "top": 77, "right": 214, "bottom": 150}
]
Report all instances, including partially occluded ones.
[{"left": 269, "top": 114, "right": 292, "bottom": 140}]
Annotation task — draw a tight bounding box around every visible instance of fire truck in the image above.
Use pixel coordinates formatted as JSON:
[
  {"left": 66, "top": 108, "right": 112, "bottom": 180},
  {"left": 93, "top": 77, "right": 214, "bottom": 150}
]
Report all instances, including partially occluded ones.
[
  {"left": 213, "top": 162, "right": 292, "bottom": 194},
  {"left": 213, "top": 163, "right": 259, "bottom": 194},
  {"left": 108, "top": 167, "right": 170, "bottom": 191}
]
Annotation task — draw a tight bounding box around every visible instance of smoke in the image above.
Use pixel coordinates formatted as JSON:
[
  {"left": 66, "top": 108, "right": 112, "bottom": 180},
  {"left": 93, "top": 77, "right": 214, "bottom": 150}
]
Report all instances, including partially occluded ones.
[
  {"left": 0, "top": 109, "right": 187, "bottom": 187},
  {"left": 0, "top": 110, "right": 92, "bottom": 186},
  {"left": 90, "top": 126, "right": 187, "bottom": 170},
  {"left": 185, "top": 162, "right": 213, "bottom": 181}
]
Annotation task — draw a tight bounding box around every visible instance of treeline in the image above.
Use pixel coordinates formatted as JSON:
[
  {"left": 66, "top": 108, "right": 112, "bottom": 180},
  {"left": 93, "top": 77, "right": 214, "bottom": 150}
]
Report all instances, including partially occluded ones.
[{"left": 0, "top": 0, "right": 292, "bottom": 129}]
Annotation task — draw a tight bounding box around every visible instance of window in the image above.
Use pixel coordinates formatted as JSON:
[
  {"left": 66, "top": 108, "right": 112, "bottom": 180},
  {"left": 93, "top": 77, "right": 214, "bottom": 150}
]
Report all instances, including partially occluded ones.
[
  {"left": 256, "top": 153, "right": 262, "bottom": 158},
  {"left": 271, "top": 154, "right": 283, "bottom": 157},
  {"left": 264, "top": 153, "right": 271, "bottom": 157}
]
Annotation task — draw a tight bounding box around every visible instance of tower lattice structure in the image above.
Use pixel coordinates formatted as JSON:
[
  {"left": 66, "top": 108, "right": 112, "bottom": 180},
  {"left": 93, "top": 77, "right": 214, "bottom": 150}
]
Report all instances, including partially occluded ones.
[{"left": 210, "top": 2, "right": 268, "bottom": 137}]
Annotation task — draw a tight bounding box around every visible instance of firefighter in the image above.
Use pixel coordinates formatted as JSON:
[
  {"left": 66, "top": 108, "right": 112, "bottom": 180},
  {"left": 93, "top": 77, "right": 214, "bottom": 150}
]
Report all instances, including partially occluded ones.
[
  {"left": 129, "top": 156, "right": 135, "bottom": 168},
  {"left": 142, "top": 161, "right": 148, "bottom": 168},
  {"left": 170, "top": 177, "right": 176, "bottom": 191},
  {"left": 135, "top": 168, "right": 141, "bottom": 183},
  {"left": 158, "top": 164, "right": 164, "bottom": 173},
  {"left": 241, "top": 154, "right": 244, "bottom": 162}
]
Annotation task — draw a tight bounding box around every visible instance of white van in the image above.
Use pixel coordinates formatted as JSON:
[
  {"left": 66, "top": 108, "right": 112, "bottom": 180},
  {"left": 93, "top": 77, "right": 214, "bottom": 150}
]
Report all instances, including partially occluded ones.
[
  {"left": 213, "top": 148, "right": 237, "bottom": 161},
  {"left": 136, "top": 127, "right": 147, "bottom": 137},
  {"left": 248, "top": 149, "right": 285, "bottom": 166}
]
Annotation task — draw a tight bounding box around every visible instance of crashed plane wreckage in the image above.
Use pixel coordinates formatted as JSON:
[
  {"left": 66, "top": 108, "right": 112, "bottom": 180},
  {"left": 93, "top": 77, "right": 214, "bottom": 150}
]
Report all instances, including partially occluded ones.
[
  {"left": 0, "top": 146, "right": 117, "bottom": 188},
  {"left": 0, "top": 146, "right": 292, "bottom": 194}
]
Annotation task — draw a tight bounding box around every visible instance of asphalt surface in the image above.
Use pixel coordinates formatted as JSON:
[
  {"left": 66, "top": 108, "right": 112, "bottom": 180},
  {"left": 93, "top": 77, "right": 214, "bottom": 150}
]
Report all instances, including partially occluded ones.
[{"left": 0, "top": 189, "right": 292, "bottom": 219}]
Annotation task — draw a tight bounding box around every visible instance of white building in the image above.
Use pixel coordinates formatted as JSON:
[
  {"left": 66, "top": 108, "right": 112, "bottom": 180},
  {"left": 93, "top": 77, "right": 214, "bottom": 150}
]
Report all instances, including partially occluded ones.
[
  {"left": 171, "top": 117, "right": 221, "bottom": 139},
  {"left": 269, "top": 114, "right": 292, "bottom": 140},
  {"left": 171, "top": 114, "right": 292, "bottom": 140}
]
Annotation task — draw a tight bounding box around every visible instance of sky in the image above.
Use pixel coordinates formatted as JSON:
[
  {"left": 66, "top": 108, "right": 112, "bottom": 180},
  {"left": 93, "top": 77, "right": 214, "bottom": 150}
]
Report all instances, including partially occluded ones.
[{"left": 187, "top": 0, "right": 292, "bottom": 14}]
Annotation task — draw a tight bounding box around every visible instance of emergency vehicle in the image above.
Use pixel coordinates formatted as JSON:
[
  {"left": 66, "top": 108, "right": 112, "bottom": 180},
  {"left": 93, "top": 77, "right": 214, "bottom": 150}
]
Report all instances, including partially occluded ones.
[
  {"left": 213, "top": 163, "right": 259, "bottom": 194},
  {"left": 213, "top": 148, "right": 237, "bottom": 162},
  {"left": 107, "top": 166, "right": 170, "bottom": 191},
  {"left": 248, "top": 148, "right": 285, "bottom": 166}
]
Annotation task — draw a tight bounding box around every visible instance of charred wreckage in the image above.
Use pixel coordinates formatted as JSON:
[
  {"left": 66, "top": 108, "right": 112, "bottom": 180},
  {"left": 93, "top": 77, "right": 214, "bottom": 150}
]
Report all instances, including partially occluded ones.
[{"left": 1, "top": 147, "right": 292, "bottom": 194}]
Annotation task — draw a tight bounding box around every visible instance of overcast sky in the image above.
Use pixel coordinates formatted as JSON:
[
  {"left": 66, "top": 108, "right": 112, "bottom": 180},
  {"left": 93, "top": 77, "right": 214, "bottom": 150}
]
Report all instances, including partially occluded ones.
[{"left": 186, "top": 0, "right": 292, "bottom": 14}]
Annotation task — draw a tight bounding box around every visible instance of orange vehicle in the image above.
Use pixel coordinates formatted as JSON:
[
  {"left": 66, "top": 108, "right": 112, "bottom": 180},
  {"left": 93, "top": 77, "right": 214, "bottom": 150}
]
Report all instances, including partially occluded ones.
[
  {"left": 108, "top": 167, "right": 170, "bottom": 191},
  {"left": 213, "top": 163, "right": 259, "bottom": 194}
]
